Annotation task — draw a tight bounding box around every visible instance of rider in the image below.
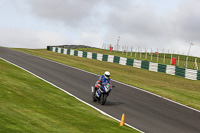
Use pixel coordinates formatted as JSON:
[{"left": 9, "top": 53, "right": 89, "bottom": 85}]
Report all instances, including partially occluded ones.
[{"left": 95, "top": 71, "right": 111, "bottom": 91}]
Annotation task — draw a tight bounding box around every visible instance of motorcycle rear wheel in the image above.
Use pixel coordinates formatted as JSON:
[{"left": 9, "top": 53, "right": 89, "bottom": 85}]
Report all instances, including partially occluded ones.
[{"left": 92, "top": 92, "right": 97, "bottom": 102}]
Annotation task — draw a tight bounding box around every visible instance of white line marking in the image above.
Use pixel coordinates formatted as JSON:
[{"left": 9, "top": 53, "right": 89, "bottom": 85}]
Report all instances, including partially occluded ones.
[{"left": 0, "top": 57, "right": 144, "bottom": 133}]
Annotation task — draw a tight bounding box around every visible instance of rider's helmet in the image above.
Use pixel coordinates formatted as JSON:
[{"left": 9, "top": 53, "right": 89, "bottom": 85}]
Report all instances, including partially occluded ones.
[{"left": 104, "top": 71, "right": 110, "bottom": 79}]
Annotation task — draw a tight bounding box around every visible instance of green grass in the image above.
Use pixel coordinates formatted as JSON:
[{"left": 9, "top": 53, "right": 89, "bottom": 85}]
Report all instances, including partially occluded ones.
[
  {"left": 72, "top": 47, "right": 200, "bottom": 69},
  {"left": 0, "top": 58, "right": 138, "bottom": 133},
  {"left": 12, "top": 48, "right": 200, "bottom": 111}
]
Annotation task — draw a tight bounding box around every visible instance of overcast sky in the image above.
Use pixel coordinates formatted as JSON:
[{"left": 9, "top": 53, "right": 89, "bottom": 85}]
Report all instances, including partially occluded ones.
[{"left": 0, "top": 0, "right": 200, "bottom": 57}]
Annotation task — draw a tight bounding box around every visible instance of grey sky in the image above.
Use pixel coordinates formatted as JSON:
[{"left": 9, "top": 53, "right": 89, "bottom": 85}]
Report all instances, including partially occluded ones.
[{"left": 0, "top": 0, "right": 199, "bottom": 56}]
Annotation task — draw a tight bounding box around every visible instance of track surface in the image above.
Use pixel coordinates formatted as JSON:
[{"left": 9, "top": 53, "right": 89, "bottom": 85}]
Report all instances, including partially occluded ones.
[{"left": 0, "top": 47, "right": 200, "bottom": 133}]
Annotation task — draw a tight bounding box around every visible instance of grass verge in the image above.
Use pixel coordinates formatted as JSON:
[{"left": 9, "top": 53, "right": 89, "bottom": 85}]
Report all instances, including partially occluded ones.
[
  {"left": 12, "top": 48, "right": 200, "bottom": 111},
  {"left": 0, "top": 58, "right": 138, "bottom": 133}
]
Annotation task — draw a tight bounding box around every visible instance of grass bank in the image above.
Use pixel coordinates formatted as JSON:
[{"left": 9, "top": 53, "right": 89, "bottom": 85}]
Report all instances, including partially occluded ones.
[
  {"left": 0, "top": 58, "right": 137, "bottom": 132},
  {"left": 12, "top": 48, "right": 200, "bottom": 110}
]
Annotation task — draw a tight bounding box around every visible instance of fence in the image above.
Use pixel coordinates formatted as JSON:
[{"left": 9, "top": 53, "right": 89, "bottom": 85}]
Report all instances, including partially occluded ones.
[
  {"left": 47, "top": 46, "right": 200, "bottom": 80},
  {"left": 102, "top": 44, "right": 199, "bottom": 70}
]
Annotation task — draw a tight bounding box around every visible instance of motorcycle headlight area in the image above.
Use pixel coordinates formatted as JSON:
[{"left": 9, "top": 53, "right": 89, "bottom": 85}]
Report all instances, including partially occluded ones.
[{"left": 105, "top": 84, "right": 111, "bottom": 92}]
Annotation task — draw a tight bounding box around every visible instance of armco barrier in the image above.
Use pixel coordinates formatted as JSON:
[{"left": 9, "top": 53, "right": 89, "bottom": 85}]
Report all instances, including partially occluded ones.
[
  {"left": 175, "top": 67, "right": 185, "bottom": 78},
  {"left": 97, "top": 53, "right": 103, "bottom": 61},
  {"left": 185, "top": 69, "right": 197, "bottom": 80},
  {"left": 126, "top": 58, "right": 134, "bottom": 66},
  {"left": 114, "top": 56, "right": 120, "bottom": 64},
  {"left": 141, "top": 61, "right": 149, "bottom": 70},
  {"left": 197, "top": 71, "right": 200, "bottom": 80},
  {"left": 166, "top": 65, "right": 175, "bottom": 75},
  {"left": 48, "top": 46, "right": 200, "bottom": 80},
  {"left": 158, "top": 64, "right": 166, "bottom": 73},
  {"left": 102, "top": 54, "right": 108, "bottom": 61},
  {"left": 119, "top": 57, "right": 127, "bottom": 65},
  {"left": 149, "top": 62, "right": 158, "bottom": 72}
]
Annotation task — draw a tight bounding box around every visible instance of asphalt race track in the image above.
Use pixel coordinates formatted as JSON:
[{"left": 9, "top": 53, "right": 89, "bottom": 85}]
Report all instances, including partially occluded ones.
[{"left": 1, "top": 47, "right": 200, "bottom": 133}]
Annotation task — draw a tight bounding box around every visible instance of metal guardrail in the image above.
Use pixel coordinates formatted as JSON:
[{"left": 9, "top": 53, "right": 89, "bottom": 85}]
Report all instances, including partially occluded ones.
[{"left": 47, "top": 45, "right": 93, "bottom": 50}]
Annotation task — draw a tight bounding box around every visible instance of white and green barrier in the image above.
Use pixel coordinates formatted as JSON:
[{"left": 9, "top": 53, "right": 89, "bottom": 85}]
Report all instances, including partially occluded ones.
[{"left": 48, "top": 46, "right": 200, "bottom": 80}]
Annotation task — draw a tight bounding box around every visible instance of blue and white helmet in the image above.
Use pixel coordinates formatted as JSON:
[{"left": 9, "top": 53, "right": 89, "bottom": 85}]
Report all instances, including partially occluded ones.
[{"left": 104, "top": 71, "right": 110, "bottom": 79}]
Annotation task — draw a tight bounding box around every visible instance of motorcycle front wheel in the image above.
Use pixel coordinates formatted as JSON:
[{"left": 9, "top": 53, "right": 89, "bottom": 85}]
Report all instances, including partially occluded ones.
[{"left": 100, "top": 94, "right": 107, "bottom": 105}]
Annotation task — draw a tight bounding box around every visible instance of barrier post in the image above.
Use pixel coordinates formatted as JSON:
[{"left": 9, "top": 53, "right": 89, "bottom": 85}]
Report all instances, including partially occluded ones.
[
  {"left": 178, "top": 56, "right": 180, "bottom": 66},
  {"left": 135, "top": 48, "right": 137, "bottom": 58},
  {"left": 163, "top": 53, "right": 165, "bottom": 63},
  {"left": 145, "top": 48, "right": 147, "bottom": 60}
]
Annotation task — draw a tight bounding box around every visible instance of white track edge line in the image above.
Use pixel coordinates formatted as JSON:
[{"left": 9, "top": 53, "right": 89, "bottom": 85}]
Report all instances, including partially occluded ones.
[
  {"left": 18, "top": 50, "right": 200, "bottom": 113},
  {"left": 0, "top": 57, "right": 144, "bottom": 133}
]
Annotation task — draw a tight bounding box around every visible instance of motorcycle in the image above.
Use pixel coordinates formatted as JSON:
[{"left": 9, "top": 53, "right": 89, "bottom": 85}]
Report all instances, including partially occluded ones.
[{"left": 91, "top": 83, "right": 115, "bottom": 105}]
